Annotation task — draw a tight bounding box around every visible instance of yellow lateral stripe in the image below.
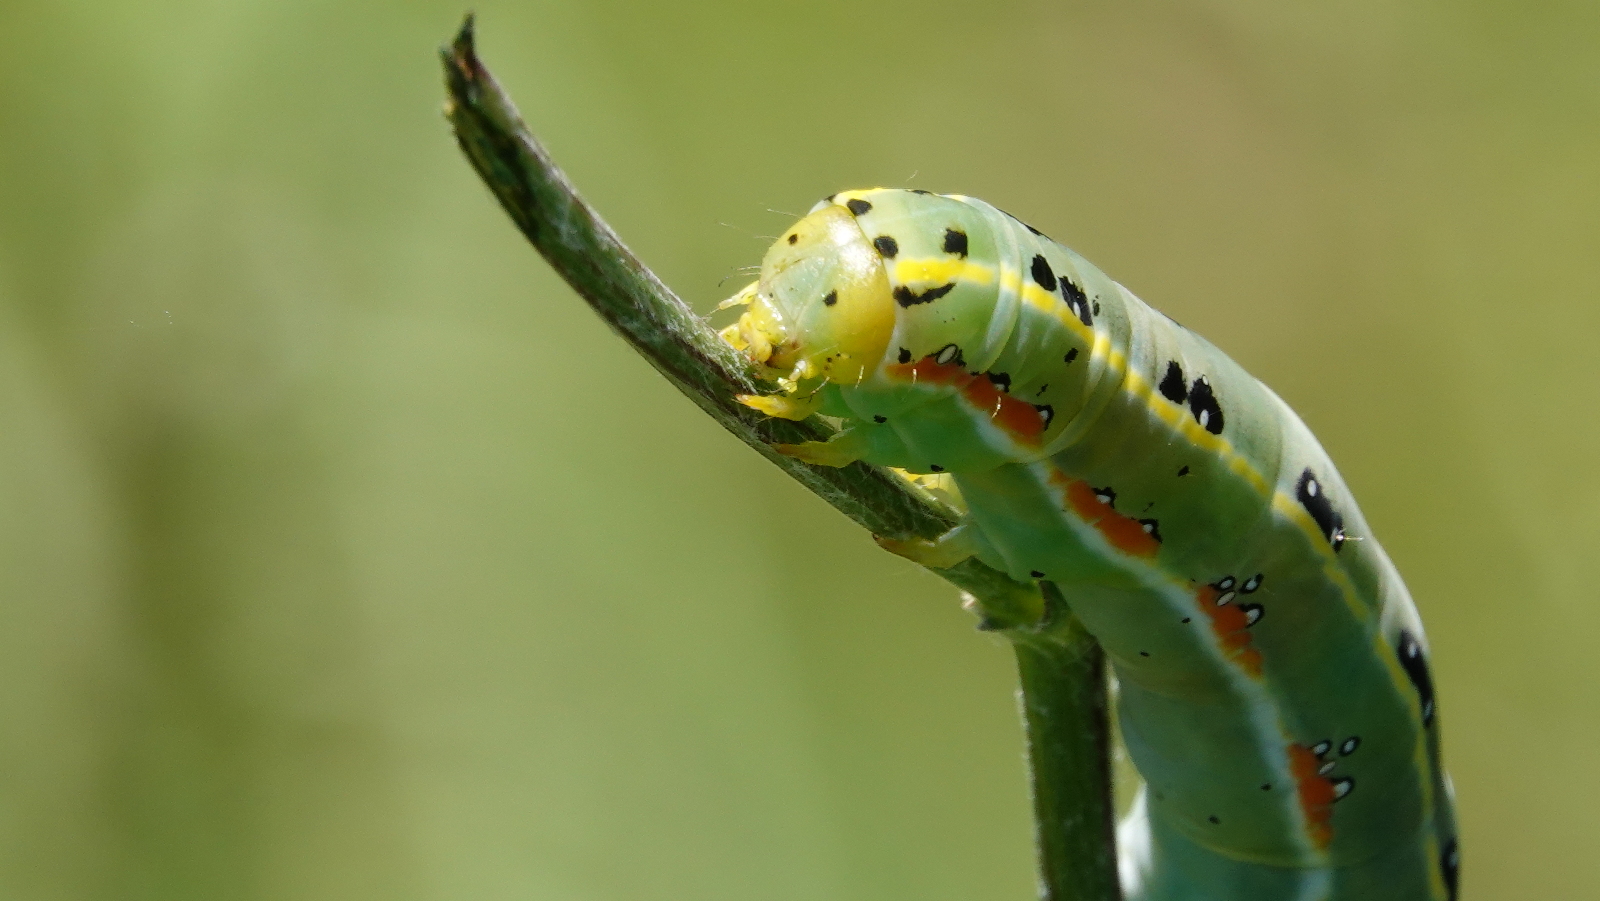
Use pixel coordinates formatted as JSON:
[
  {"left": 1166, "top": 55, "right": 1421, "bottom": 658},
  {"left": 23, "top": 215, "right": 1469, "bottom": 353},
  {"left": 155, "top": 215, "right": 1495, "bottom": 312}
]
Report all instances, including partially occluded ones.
[
  {"left": 897, "top": 255, "right": 1366, "bottom": 620},
  {"left": 892, "top": 257, "right": 996, "bottom": 286}
]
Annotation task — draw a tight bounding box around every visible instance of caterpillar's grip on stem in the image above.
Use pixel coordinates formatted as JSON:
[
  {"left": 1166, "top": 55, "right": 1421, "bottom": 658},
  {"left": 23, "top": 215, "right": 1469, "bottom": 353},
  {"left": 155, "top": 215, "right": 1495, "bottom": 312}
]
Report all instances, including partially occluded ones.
[{"left": 441, "top": 19, "right": 1119, "bottom": 901}]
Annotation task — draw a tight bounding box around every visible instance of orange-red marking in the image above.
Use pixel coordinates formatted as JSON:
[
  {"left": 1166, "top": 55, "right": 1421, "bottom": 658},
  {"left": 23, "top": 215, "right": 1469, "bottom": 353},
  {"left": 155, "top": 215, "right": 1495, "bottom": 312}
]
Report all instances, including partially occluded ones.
[
  {"left": 885, "top": 358, "right": 1045, "bottom": 444},
  {"left": 1195, "top": 584, "right": 1264, "bottom": 678},
  {"left": 1045, "top": 471, "right": 1162, "bottom": 558},
  {"left": 1288, "top": 743, "right": 1338, "bottom": 850}
]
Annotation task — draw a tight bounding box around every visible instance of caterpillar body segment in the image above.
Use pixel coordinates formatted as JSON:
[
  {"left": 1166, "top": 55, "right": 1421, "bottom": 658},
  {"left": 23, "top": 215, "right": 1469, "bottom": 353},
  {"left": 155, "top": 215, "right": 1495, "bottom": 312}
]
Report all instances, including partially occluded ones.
[{"left": 726, "top": 188, "right": 1458, "bottom": 901}]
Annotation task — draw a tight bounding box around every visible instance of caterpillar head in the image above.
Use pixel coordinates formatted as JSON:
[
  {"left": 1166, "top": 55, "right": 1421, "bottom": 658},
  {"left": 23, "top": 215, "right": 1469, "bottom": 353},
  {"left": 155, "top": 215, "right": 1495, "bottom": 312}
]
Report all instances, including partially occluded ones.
[{"left": 722, "top": 202, "right": 895, "bottom": 389}]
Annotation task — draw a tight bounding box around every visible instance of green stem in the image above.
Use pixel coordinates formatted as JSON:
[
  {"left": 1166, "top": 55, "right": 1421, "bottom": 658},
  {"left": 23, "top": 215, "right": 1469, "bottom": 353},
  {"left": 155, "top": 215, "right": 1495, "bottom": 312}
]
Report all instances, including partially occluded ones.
[
  {"left": 440, "top": 15, "right": 1118, "bottom": 899},
  {"left": 1015, "top": 585, "right": 1123, "bottom": 901}
]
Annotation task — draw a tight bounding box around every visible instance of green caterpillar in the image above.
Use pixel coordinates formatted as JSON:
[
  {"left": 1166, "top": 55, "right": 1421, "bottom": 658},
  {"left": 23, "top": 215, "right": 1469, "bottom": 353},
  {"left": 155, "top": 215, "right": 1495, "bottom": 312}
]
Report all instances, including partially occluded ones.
[{"left": 723, "top": 189, "right": 1457, "bottom": 901}]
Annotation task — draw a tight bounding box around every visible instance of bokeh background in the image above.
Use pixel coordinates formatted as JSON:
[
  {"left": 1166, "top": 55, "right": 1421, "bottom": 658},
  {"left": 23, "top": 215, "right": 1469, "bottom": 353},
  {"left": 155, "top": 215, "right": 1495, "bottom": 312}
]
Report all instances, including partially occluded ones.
[{"left": 3, "top": 1, "right": 1596, "bottom": 899}]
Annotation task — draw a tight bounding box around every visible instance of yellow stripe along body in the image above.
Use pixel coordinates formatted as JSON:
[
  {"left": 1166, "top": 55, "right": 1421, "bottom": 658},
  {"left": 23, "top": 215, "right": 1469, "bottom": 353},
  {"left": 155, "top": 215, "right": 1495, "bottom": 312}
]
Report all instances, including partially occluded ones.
[{"left": 733, "top": 188, "right": 1457, "bottom": 901}]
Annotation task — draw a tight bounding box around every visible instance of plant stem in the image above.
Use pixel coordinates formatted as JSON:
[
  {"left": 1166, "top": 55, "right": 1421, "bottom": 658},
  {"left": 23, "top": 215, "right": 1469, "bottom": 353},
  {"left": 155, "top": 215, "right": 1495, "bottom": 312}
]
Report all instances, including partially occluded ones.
[
  {"left": 440, "top": 15, "right": 1119, "bottom": 899},
  {"left": 1015, "top": 585, "right": 1123, "bottom": 901}
]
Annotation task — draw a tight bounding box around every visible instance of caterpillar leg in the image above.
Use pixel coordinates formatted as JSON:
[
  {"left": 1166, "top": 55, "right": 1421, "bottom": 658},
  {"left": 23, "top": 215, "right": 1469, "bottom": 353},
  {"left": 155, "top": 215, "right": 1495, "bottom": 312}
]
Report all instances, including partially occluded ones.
[
  {"left": 876, "top": 521, "right": 985, "bottom": 569},
  {"left": 738, "top": 391, "right": 824, "bottom": 421}
]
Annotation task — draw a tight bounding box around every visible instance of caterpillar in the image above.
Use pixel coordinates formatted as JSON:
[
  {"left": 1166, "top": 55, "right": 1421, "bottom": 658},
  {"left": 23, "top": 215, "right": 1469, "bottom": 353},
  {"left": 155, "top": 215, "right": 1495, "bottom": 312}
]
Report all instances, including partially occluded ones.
[{"left": 721, "top": 189, "right": 1457, "bottom": 901}]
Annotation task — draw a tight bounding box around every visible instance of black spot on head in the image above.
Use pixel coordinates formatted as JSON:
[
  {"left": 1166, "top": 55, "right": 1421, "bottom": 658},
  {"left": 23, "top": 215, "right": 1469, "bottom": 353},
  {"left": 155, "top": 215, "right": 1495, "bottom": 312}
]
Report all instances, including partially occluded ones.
[
  {"left": 787, "top": 233, "right": 798, "bottom": 245},
  {"left": 1158, "top": 361, "right": 1188, "bottom": 404},
  {"left": 929, "top": 464, "right": 944, "bottom": 473},
  {"left": 1177, "top": 465, "right": 1190, "bottom": 477},
  {"left": 872, "top": 415, "right": 887, "bottom": 424},
  {"left": 1187, "top": 376, "right": 1225, "bottom": 434},
  {"left": 1296, "top": 468, "right": 1346, "bottom": 552},
  {"left": 873, "top": 235, "right": 899, "bottom": 258},
  {"left": 1030, "top": 255, "right": 1057, "bottom": 291},
  {"left": 897, "top": 347, "right": 912, "bottom": 364},
  {"left": 942, "top": 228, "right": 968, "bottom": 257},
  {"left": 1030, "top": 570, "right": 1045, "bottom": 578},
  {"left": 987, "top": 372, "right": 1011, "bottom": 393},
  {"left": 1034, "top": 404, "right": 1054, "bottom": 427},
  {"left": 1397, "top": 629, "right": 1437, "bottom": 726},
  {"left": 846, "top": 198, "right": 872, "bottom": 216},
  {"left": 1063, "top": 348, "right": 1079, "bottom": 364},
  {"left": 893, "top": 283, "right": 956, "bottom": 307},
  {"left": 1061, "top": 277, "right": 1093, "bottom": 326},
  {"left": 1441, "top": 838, "right": 1460, "bottom": 901},
  {"left": 822, "top": 290, "right": 838, "bottom": 307}
]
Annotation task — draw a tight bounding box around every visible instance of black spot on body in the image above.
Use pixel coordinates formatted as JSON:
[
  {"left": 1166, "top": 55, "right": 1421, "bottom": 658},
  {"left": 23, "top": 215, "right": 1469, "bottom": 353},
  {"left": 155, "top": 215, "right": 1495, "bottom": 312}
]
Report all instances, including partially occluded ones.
[
  {"left": 1030, "top": 570, "right": 1045, "bottom": 578},
  {"left": 1188, "top": 377, "right": 1225, "bottom": 434},
  {"left": 1177, "top": 465, "right": 1190, "bottom": 477},
  {"left": 873, "top": 235, "right": 899, "bottom": 258},
  {"left": 846, "top": 198, "right": 872, "bottom": 216},
  {"left": 1062, "top": 278, "right": 1093, "bottom": 326},
  {"left": 1331, "top": 777, "right": 1354, "bottom": 801},
  {"left": 1092, "top": 299, "right": 1101, "bottom": 315},
  {"left": 987, "top": 372, "right": 1012, "bottom": 393},
  {"left": 1397, "top": 629, "right": 1437, "bottom": 726},
  {"left": 932, "top": 344, "right": 965, "bottom": 367},
  {"left": 1181, "top": 617, "right": 1191, "bottom": 624},
  {"left": 1260, "top": 783, "right": 1272, "bottom": 791},
  {"left": 943, "top": 228, "right": 968, "bottom": 257},
  {"left": 787, "top": 233, "right": 798, "bottom": 245},
  {"left": 910, "top": 189, "right": 932, "bottom": 195},
  {"left": 1441, "top": 838, "right": 1460, "bottom": 901},
  {"left": 872, "top": 415, "right": 887, "bottom": 424},
  {"left": 1159, "top": 361, "right": 1188, "bottom": 404},
  {"left": 1034, "top": 404, "right": 1054, "bottom": 427},
  {"left": 1030, "top": 255, "right": 1057, "bottom": 291},
  {"left": 1296, "top": 468, "right": 1346, "bottom": 551},
  {"left": 998, "top": 208, "right": 1046, "bottom": 237},
  {"left": 897, "top": 348, "right": 912, "bottom": 364},
  {"left": 893, "top": 283, "right": 956, "bottom": 307},
  {"left": 822, "top": 290, "right": 837, "bottom": 307},
  {"left": 1036, "top": 383, "right": 1049, "bottom": 396},
  {"left": 929, "top": 464, "right": 944, "bottom": 473},
  {"left": 1064, "top": 348, "right": 1079, "bottom": 364},
  {"left": 1138, "top": 519, "right": 1162, "bottom": 542},
  {"left": 1339, "top": 736, "right": 1360, "bottom": 756},
  {"left": 1208, "top": 816, "right": 1220, "bottom": 825},
  {"left": 1241, "top": 603, "right": 1263, "bottom": 626}
]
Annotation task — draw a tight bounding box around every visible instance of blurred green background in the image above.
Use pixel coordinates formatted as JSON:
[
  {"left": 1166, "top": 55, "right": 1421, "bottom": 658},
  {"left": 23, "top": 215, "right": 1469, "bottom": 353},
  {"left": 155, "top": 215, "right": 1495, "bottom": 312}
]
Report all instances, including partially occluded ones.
[{"left": 2, "top": 1, "right": 1595, "bottom": 899}]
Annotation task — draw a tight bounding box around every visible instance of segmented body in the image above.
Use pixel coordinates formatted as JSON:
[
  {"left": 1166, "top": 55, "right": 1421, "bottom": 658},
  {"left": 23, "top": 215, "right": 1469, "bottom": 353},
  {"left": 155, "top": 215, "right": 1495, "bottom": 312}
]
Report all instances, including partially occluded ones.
[{"left": 724, "top": 189, "right": 1457, "bottom": 901}]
